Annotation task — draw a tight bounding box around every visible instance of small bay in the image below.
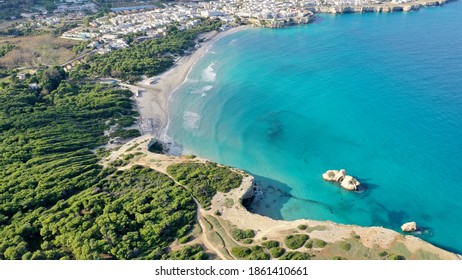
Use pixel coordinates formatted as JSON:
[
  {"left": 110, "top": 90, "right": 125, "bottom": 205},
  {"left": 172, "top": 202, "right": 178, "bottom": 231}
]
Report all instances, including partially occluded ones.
[{"left": 167, "top": 1, "right": 462, "bottom": 253}]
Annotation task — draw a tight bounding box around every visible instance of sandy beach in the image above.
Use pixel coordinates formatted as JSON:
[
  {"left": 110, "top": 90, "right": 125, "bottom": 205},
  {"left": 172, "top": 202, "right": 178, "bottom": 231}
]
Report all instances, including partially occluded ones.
[{"left": 124, "top": 26, "right": 249, "bottom": 138}]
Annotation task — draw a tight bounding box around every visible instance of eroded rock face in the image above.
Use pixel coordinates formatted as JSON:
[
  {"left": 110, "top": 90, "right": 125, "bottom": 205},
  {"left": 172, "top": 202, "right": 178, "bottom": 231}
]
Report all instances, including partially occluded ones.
[
  {"left": 340, "top": 175, "right": 360, "bottom": 191},
  {"left": 322, "top": 169, "right": 360, "bottom": 191},
  {"left": 401, "top": 222, "right": 417, "bottom": 232}
]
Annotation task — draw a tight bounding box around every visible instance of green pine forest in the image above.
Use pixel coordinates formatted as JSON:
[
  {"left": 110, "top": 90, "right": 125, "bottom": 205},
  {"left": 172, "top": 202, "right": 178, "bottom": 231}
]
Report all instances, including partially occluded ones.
[
  {"left": 78, "top": 19, "right": 222, "bottom": 83},
  {"left": 0, "top": 20, "right": 230, "bottom": 260}
]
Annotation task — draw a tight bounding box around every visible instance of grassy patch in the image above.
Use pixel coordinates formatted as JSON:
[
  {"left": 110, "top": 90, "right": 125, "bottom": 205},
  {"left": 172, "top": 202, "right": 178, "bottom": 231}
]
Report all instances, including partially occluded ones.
[
  {"left": 414, "top": 249, "right": 439, "bottom": 260},
  {"left": 306, "top": 225, "right": 328, "bottom": 233},
  {"left": 224, "top": 198, "right": 234, "bottom": 208},
  {"left": 313, "top": 239, "right": 328, "bottom": 248},
  {"left": 207, "top": 231, "right": 225, "bottom": 248},
  {"left": 339, "top": 242, "right": 352, "bottom": 251},
  {"left": 0, "top": 35, "right": 78, "bottom": 69}
]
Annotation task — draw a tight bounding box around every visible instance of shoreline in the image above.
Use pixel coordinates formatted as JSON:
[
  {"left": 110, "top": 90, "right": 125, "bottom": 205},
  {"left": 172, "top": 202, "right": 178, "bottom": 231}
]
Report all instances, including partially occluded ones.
[
  {"left": 126, "top": 25, "right": 249, "bottom": 138},
  {"left": 104, "top": 135, "right": 462, "bottom": 259},
  {"left": 120, "top": 3, "right": 461, "bottom": 258}
]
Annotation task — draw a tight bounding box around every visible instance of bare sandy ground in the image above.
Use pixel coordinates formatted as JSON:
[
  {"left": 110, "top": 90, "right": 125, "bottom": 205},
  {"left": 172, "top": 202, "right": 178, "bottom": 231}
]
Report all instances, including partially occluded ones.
[{"left": 123, "top": 26, "right": 249, "bottom": 138}]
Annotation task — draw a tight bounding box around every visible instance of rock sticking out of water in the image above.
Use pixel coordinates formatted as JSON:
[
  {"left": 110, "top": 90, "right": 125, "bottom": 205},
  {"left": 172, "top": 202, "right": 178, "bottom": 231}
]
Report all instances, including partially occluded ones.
[
  {"left": 322, "top": 169, "right": 361, "bottom": 191},
  {"left": 401, "top": 221, "right": 417, "bottom": 232}
]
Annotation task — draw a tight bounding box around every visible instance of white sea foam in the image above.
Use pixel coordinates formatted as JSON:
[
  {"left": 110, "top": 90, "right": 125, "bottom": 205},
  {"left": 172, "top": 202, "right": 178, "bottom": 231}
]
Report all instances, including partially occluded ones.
[
  {"left": 183, "top": 111, "right": 201, "bottom": 130},
  {"left": 202, "top": 62, "right": 216, "bottom": 82},
  {"left": 192, "top": 85, "right": 214, "bottom": 96}
]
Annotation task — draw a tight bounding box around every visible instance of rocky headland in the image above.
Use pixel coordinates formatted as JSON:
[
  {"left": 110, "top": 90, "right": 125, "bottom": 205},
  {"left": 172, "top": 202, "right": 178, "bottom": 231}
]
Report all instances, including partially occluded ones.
[{"left": 103, "top": 135, "right": 461, "bottom": 260}]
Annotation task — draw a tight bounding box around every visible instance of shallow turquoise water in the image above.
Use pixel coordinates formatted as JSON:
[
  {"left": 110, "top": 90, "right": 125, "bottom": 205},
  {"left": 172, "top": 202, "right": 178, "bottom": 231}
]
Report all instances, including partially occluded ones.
[{"left": 167, "top": 2, "right": 462, "bottom": 253}]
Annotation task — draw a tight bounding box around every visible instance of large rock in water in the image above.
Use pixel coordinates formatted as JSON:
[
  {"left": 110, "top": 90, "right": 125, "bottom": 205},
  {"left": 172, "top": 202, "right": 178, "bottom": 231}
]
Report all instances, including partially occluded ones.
[
  {"left": 401, "top": 222, "right": 417, "bottom": 232},
  {"left": 340, "top": 175, "right": 360, "bottom": 191},
  {"left": 322, "top": 169, "right": 360, "bottom": 191}
]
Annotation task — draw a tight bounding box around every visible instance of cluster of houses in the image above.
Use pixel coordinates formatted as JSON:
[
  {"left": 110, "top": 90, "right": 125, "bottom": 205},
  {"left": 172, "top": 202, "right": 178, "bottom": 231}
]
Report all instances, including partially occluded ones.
[{"left": 57, "top": 0, "right": 447, "bottom": 52}]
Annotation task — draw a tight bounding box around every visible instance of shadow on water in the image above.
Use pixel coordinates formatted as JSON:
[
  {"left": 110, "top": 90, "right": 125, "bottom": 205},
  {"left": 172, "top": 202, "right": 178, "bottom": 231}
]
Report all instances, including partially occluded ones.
[
  {"left": 242, "top": 174, "right": 291, "bottom": 220},
  {"left": 243, "top": 173, "right": 339, "bottom": 220},
  {"left": 242, "top": 173, "right": 462, "bottom": 255},
  {"left": 354, "top": 177, "right": 380, "bottom": 198}
]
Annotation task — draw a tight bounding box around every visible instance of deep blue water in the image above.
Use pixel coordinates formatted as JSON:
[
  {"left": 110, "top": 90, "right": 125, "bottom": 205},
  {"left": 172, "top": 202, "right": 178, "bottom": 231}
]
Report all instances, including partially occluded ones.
[{"left": 167, "top": 2, "right": 462, "bottom": 254}]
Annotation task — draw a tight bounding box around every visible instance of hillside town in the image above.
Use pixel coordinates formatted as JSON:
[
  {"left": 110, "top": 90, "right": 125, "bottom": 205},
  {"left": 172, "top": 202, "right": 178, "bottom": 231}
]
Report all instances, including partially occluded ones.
[
  {"left": 60, "top": 0, "right": 450, "bottom": 47},
  {"left": 0, "top": 0, "right": 452, "bottom": 56}
]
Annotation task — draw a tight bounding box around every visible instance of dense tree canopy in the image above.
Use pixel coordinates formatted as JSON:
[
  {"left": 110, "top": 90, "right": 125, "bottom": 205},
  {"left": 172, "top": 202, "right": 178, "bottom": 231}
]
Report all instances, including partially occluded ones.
[
  {"left": 0, "top": 20, "right": 226, "bottom": 259},
  {"left": 80, "top": 19, "right": 222, "bottom": 83},
  {"left": 167, "top": 162, "right": 243, "bottom": 207},
  {"left": 0, "top": 67, "right": 190, "bottom": 259}
]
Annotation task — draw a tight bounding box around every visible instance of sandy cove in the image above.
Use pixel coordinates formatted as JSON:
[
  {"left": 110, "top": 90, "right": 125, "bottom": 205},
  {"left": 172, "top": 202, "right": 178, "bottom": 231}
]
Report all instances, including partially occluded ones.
[
  {"left": 122, "top": 26, "right": 249, "bottom": 138},
  {"left": 103, "top": 135, "right": 461, "bottom": 260}
]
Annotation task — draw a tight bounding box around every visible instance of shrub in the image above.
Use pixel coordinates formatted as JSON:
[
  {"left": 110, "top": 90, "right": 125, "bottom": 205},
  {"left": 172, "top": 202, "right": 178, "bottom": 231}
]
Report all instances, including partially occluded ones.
[
  {"left": 242, "top": 239, "right": 253, "bottom": 244},
  {"left": 214, "top": 210, "right": 221, "bottom": 216},
  {"left": 231, "top": 229, "right": 255, "bottom": 241},
  {"left": 297, "top": 224, "right": 307, "bottom": 230},
  {"left": 332, "top": 256, "right": 347, "bottom": 260},
  {"left": 231, "top": 247, "right": 251, "bottom": 259},
  {"left": 231, "top": 246, "right": 269, "bottom": 260},
  {"left": 262, "top": 240, "right": 280, "bottom": 249},
  {"left": 112, "top": 128, "right": 140, "bottom": 139},
  {"left": 246, "top": 246, "right": 270, "bottom": 260},
  {"left": 379, "top": 251, "right": 388, "bottom": 257},
  {"left": 178, "top": 236, "right": 190, "bottom": 244},
  {"left": 285, "top": 234, "right": 309, "bottom": 250},
  {"left": 184, "top": 155, "right": 196, "bottom": 159},
  {"left": 388, "top": 254, "right": 406, "bottom": 260},
  {"left": 305, "top": 240, "right": 313, "bottom": 249},
  {"left": 279, "top": 251, "right": 312, "bottom": 260},
  {"left": 269, "top": 247, "right": 285, "bottom": 258},
  {"left": 148, "top": 140, "right": 164, "bottom": 154},
  {"left": 163, "top": 245, "right": 207, "bottom": 260}
]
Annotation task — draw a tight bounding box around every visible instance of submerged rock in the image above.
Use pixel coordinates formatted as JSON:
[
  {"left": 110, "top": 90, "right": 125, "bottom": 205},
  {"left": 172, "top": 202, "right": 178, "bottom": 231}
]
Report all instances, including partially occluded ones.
[
  {"left": 401, "top": 222, "right": 417, "bottom": 232},
  {"left": 322, "top": 169, "right": 360, "bottom": 191}
]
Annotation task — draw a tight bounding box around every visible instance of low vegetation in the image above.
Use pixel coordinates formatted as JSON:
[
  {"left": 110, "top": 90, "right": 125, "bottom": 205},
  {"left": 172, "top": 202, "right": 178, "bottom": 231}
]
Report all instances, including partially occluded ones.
[
  {"left": 162, "top": 245, "right": 208, "bottom": 260},
  {"left": 230, "top": 246, "right": 270, "bottom": 260},
  {"left": 339, "top": 241, "right": 352, "bottom": 251},
  {"left": 269, "top": 247, "right": 285, "bottom": 258},
  {"left": 313, "top": 239, "right": 328, "bottom": 248},
  {"left": 0, "top": 44, "right": 15, "bottom": 58},
  {"left": 231, "top": 228, "right": 255, "bottom": 241},
  {"left": 261, "top": 240, "right": 280, "bottom": 249},
  {"left": 279, "top": 251, "right": 312, "bottom": 260},
  {"left": 0, "top": 65, "right": 197, "bottom": 259},
  {"left": 284, "top": 234, "right": 310, "bottom": 250},
  {"left": 297, "top": 224, "right": 307, "bottom": 230},
  {"left": 167, "top": 162, "right": 243, "bottom": 207}
]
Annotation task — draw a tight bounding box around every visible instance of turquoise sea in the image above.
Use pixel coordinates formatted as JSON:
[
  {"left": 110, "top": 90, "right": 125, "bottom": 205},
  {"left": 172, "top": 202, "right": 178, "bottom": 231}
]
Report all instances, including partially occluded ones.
[{"left": 166, "top": 1, "right": 462, "bottom": 253}]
